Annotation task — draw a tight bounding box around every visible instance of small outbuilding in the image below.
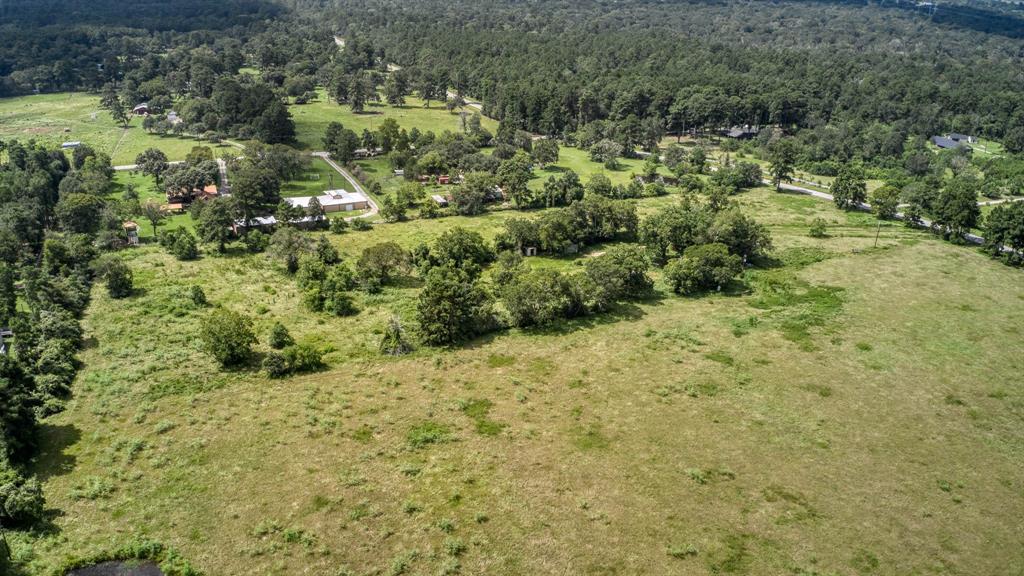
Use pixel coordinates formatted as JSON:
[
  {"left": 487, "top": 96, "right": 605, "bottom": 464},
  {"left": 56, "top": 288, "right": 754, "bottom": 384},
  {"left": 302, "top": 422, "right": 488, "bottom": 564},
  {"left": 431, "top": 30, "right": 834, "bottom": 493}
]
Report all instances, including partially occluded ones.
[
  {"left": 123, "top": 221, "right": 140, "bottom": 246},
  {"left": 430, "top": 194, "right": 449, "bottom": 207},
  {"left": 61, "top": 141, "right": 81, "bottom": 149},
  {"left": 132, "top": 103, "right": 150, "bottom": 115}
]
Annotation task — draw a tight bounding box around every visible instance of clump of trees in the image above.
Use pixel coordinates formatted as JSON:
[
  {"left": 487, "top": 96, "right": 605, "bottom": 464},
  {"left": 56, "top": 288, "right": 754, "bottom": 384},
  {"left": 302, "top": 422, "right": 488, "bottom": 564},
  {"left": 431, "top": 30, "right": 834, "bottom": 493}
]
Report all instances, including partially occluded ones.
[{"left": 200, "top": 308, "right": 258, "bottom": 367}]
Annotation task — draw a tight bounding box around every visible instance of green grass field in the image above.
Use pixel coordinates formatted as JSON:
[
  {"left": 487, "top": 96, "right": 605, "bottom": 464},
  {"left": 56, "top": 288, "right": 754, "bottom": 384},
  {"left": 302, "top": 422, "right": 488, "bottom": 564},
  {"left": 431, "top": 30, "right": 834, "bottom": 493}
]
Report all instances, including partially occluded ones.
[
  {"left": 290, "top": 90, "right": 499, "bottom": 150},
  {"left": 0, "top": 92, "right": 235, "bottom": 165},
  {"left": 281, "top": 157, "right": 347, "bottom": 198},
  {"left": 12, "top": 183, "right": 1024, "bottom": 576}
]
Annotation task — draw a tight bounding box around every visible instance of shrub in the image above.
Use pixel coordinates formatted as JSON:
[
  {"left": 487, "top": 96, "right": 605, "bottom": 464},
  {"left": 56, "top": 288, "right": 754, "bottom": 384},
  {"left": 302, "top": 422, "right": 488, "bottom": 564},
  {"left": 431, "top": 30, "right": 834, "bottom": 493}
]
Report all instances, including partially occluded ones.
[
  {"left": 94, "top": 256, "right": 133, "bottom": 298},
  {"left": 282, "top": 342, "right": 325, "bottom": 374},
  {"left": 808, "top": 218, "right": 828, "bottom": 238},
  {"left": 262, "top": 351, "right": 288, "bottom": 378},
  {"left": 664, "top": 243, "right": 743, "bottom": 295},
  {"left": 351, "top": 218, "right": 372, "bottom": 231},
  {"left": 244, "top": 230, "right": 269, "bottom": 253},
  {"left": 330, "top": 217, "right": 349, "bottom": 234},
  {"left": 0, "top": 468, "right": 45, "bottom": 525},
  {"left": 199, "top": 308, "right": 257, "bottom": 367},
  {"left": 268, "top": 322, "right": 293, "bottom": 349},
  {"left": 189, "top": 285, "right": 207, "bottom": 306},
  {"left": 159, "top": 228, "right": 199, "bottom": 260},
  {"left": 379, "top": 316, "right": 412, "bottom": 356}
]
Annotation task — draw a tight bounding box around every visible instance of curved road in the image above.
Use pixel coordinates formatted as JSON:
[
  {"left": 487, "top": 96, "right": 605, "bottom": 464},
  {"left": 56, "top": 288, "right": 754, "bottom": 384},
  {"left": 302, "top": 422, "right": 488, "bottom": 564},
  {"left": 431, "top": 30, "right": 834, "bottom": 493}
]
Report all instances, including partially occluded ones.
[{"left": 312, "top": 151, "right": 379, "bottom": 221}]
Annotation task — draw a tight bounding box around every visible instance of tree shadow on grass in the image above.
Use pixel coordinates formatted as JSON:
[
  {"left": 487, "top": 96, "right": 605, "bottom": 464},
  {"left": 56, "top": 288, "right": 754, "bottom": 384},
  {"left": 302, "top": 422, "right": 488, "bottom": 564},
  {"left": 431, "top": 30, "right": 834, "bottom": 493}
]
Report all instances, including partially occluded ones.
[{"left": 32, "top": 423, "right": 81, "bottom": 482}]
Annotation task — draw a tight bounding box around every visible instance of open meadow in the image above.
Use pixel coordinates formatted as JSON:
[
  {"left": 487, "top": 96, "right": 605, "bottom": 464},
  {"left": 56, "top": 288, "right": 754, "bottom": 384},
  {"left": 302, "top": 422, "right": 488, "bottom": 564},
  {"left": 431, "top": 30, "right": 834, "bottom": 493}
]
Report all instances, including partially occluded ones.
[
  {"left": 13, "top": 183, "right": 1024, "bottom": 576},
  {"left": 0, "top": 93, "right": 235, "bottom": 165},
  {"left": 291, "top": 90, "right": 499, "bottom": 151}
]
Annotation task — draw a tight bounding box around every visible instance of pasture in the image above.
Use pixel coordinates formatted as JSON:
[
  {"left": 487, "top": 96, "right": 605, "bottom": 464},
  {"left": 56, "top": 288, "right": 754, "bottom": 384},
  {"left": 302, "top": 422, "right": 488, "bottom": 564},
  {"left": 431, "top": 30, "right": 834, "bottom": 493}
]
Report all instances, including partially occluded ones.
[
  {"left": 0, "top": 92, "right": 234, "bottom": 165},
  {"left": 13, "top": 184, "right": 1024, "bottom": 576},
  {"left": 290, "top": 90, "right": 499, "bottom": 151}
]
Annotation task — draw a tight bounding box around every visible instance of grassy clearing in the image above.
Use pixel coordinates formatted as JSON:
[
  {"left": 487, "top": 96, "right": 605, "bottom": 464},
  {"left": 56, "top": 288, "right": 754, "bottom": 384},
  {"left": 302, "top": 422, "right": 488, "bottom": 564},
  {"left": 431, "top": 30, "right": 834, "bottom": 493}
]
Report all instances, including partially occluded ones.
[
  {"left": 0, "top": 92, "right": 235, "bottom": 164},
  {"left": 13, "top": 184, "right": 1024, "bottom": 575},
  {"left": 281, "top": 157, "right": 348, "bottom": 198},
  {"left": 290, "top": 90, "right": 499, "bottom": 150}
]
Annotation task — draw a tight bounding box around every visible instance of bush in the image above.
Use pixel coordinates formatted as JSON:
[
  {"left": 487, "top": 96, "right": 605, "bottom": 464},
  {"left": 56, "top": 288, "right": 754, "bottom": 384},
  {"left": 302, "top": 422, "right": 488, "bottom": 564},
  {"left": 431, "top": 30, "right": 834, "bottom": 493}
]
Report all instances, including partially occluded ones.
[
  {"left": 351, "top": 218, "right": 372, "bottom": 231},
  {"left": 94, "top": 256, "right": 133, "bottom": 298},
  {"left": 329, "top": 217, "right": 349, "bottom": 233},
  {"left": 664, "top": 243, "right": 743, "bottom": 295},
  {"left": 379, "top": 316, "right": 412, "bottom": 356},
  {"left": 159, "top": 228, "right": 199, "bottom": 260},
  {"left": 268, "top": 322, "right": 294, "bottom": 349},
  {"left": 244, "top": 230, "right": 269, "bottom": 253},
  {"left": 199, "top": 308, "right": 257, "bottom": 367},
  {"left": 262, "top": 352, "right": 288, "bottom": 378},
  {"left": 0, "top": 467, "right": 45, "bottom": 525},
  {"left": 264, "top": 343, "right": 325, "bottom": 377},
  {"left": 282, "top": 343, "right": 325, "bottom": 374},
  {"left": 809, "top": 218, "right": 828, "bottom": 238},
  {"left": 189, "top": 285, "right": 207, "bottom": 306}
]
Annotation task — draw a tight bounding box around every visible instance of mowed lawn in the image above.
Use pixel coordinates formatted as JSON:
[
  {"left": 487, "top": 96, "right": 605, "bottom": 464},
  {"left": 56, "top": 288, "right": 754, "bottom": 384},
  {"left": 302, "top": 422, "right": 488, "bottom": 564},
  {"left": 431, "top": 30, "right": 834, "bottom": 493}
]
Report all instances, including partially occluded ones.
[
  {"left": 0, "top": 92, "right": 235, "bottom": 165},
  {"left": 290, "top": 90, "right": 499, "bottom": 150},
  {"left": 15, "top": 185, "right": 1024, "bottom": 576},
  {"left": 281, "top": 156, "right": 347, "bottom": 198}
]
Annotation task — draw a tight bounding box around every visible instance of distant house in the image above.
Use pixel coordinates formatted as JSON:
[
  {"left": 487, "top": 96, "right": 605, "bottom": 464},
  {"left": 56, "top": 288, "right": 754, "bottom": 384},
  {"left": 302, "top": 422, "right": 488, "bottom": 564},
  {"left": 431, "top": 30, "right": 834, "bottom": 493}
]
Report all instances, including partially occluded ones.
[
  {"left": 284, "top": 189, "right": 370, "bottom": 213},
  {"left": 61, "top": 141, "right": 81, "bottom": 149},
  {"left": 167, "top": 111, "right": 182, "bottom": 125},
  {"left": 437, "top": 175, "right": 451, "bottom": 185},
  {"left": 430, "top": 194, "right": 449, "bottom": 207},
  {"left": 198, "top": 184, "right": 219, "bottom": 201},
  {"left": 724, "top": 126, "right": 758, "bottom": 139},
  {"left": 948, "top": 133, "right": 975, "bottom": 144},
  {"left": 931, "top": 136, "right": 967, "bottom": 150},
  {"left": 132, "top": 103, "right": 150, "bottom": 115},
  {"left": 354, "top": 147, "right": 383, "bottom": 159}
]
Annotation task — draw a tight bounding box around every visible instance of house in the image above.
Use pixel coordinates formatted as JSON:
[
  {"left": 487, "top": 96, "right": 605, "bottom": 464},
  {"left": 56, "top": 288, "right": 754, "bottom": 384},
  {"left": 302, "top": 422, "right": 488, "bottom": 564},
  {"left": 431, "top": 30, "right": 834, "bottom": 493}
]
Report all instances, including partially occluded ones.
[
  {"left": 61, "top": 141, "right": 81, "bottom": 149},
  {"left": 353, "top": 147, "right": 383, "bottom": 159},
  {"left": 437, "top": 175, "right": 451, "bottom": 185},
  {"left": 197, "top": 184, "right": 219, "bottom": 200},
  {"left": 162, "top": 203, "right": 185, "bottom": 213},
  {"left": 949, "top": 133, "right": 975, "bottom": 144},
  {"left": 931, "top": 136, "right": 967, "bottom": 150},
  {"left": 431, "top": 194, "right": 449, "bottom": 207},
  {"left": 724, "top": 126, "right": 758, "bottom": 139},
  {"left": 132, "top": 103, "right": 150, "bottom": 115},
  {"left": 284, "top": 189, "right": 370, "bottom": 213},
  {"left": 123, "top": 221, "right": 140, "bottom": 246}
]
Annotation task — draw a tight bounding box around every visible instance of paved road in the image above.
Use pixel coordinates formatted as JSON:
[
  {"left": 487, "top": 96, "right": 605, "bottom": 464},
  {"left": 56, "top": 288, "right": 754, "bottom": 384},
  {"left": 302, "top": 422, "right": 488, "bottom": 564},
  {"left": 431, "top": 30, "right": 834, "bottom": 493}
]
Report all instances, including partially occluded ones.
[
  {"left": 445, "top": 90, "right": 483, "bottom": 112},
  {"left": 217, "top": 158, "right": 230, "bottom": 193},
  {"left": 312, "top": 151, "right": 379, "bottom": 221}
]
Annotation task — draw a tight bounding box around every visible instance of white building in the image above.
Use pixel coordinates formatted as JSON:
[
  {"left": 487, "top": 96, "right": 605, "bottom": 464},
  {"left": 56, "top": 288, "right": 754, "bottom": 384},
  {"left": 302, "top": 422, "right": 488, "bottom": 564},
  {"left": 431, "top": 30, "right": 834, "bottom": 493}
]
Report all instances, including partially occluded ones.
[{"left": 284, "top": 189, "right": 370, "bottom": 213}]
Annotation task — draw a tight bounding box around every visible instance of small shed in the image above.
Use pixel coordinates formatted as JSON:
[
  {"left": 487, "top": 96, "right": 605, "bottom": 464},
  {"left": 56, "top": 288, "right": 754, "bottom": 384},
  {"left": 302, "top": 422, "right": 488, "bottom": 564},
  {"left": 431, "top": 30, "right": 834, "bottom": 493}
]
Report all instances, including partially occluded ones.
[
  {"left": 61, "top": 141, "right": 81, "bottom": 149},
  {"left": 123, "top": 221, "right": 140, "bottom": 246},
  {"left": 393, "top": 169, "right": 405, "bottom": 176},
  {"left": 431, "top": 194, "right": 449, "bottom": 207},
  {"left": 438, "top": 175, "right": 451, "bottom": 185},
  {"left": 132, "top": 103, "right": 150, "bottom": 115}
]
